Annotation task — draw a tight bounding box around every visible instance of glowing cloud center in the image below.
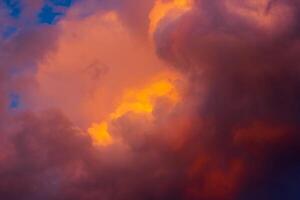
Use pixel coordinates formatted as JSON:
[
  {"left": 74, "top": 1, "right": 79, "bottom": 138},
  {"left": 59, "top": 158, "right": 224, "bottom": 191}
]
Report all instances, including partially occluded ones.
[
  {"left": 88, "top": 74, "right": 180, "bottom": 146},
  {"left": 148, "top": 0, "right": 193, "bottom": 35}
]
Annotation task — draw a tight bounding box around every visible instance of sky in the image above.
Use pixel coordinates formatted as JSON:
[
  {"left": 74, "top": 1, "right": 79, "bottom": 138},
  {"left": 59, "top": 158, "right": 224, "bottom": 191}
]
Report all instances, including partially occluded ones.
[{"left": 0, "top": 0, "right": 300, "bottom": 199}]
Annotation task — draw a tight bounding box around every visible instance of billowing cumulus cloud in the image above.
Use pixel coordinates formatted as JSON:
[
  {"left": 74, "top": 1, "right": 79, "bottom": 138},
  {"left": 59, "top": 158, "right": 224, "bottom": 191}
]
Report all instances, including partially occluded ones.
[{"left": 0, "top": 0, "right": 300, "bottom": 200}]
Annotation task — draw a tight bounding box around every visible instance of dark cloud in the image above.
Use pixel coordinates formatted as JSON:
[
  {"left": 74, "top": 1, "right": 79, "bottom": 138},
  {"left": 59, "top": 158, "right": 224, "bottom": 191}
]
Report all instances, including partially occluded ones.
[
  {"left": 0, "top": 111, "right": 92, "bottom": 200},
  {"left": 154, "top": 0, "right": 300, "bottom": 199}
]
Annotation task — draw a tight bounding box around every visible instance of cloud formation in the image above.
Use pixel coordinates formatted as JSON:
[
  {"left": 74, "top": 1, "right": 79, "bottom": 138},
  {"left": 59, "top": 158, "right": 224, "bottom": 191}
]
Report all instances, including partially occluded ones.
[{"left": 0, "top": 0, "right": 300, "bottom": 199}]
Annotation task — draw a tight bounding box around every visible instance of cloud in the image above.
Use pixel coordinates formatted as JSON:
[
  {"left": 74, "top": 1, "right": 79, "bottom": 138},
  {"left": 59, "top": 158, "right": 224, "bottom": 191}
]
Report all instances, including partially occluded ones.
[
  {"left": 154, "top": 0, "right": 300, "bottom": 198},
  {"left": 35, "top": 10, "right": 173, "bottom": 127},
  {"left": 0, "top": 1, "right": 300, "bottom": 199}
]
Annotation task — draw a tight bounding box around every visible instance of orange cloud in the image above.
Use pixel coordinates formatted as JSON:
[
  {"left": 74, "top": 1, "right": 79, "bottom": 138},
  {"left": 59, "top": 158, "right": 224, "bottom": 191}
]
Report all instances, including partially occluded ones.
[
  {"left": 35, "top": 11, "right": 177, "bottom": 128},
  {"left": 149, "top": 0, "right": 193, "bottom": 36},
  {"left": 88, "top": 71, "right": 181, "bottom": 146}
]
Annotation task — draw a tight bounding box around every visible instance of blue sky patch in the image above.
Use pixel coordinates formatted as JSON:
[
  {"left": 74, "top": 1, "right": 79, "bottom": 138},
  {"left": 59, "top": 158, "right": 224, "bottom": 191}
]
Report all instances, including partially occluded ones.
[
  {"left": 2, "top": 26, "right": 18, "bottom": 39},
  {"left": 50, "top": 0, "right": 73, "bottom": 7},
  {"left": 38, "top": 4, "right": 64, "bottom": 24},
  {"left": 9, "top": 93, "right": 21, "bottom": 109},
  {"left": 3, "top": 0, "right": 21, "bottom": 18}
]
